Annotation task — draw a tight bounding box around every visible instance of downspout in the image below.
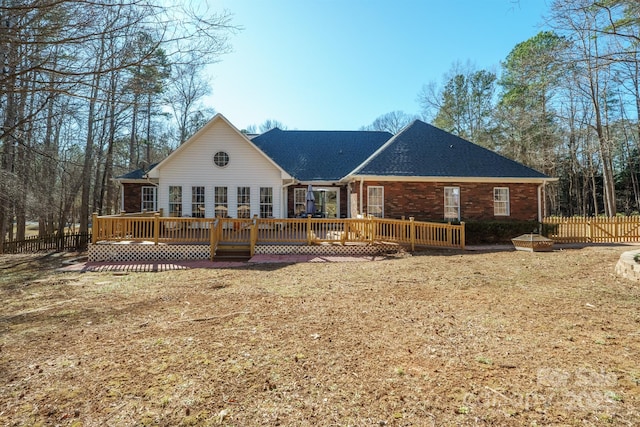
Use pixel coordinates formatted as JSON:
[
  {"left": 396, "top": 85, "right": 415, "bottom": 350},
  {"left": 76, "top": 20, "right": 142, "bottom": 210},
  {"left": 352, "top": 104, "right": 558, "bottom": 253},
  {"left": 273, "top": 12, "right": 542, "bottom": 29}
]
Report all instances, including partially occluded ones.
[
  {"left": 346, "top": 179, "right": 353, "bottom": 218},
  {"left": 120, "top": 185, "right": 124, "bottom": 212},
  {"left": 537, "top": 182, "right": 544, "bottom": 223}
]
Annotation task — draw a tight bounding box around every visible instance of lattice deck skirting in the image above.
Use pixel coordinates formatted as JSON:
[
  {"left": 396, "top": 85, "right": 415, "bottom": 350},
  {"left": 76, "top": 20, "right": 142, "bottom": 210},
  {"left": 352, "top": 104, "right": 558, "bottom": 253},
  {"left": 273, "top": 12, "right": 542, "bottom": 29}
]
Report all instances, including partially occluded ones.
[
  {"left": 89, "top": 241, "right": 401, "bottom": 262},
  {"left": 89, "top": 242, "right": 210, "bottom": 262},
  {"left": 254, "top": 243, "right": 399, "bottom": 256}
]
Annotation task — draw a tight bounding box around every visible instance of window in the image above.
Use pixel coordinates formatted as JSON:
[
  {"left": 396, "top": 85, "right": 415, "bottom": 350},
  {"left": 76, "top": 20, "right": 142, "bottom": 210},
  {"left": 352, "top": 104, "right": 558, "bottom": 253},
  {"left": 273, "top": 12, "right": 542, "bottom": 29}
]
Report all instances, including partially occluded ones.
[
  {"left": 168, "top": 186, "right": 182, "bottom": 217},
  {"left": 494, "top": 187, "right": 510, "bottom": 216},
  {"left": 367, "top": 186, "right": 384, "bottom": 218},
  {"left": 214, "top": 186, "right": 228, "bottom": 217},
  {"left": 191, "top": 186, "right": 205, "bottom": 217},
  {"left": 213, "top": 151, "right": 229, "bottom": 167},
  {"left": 237, "top": 187, "right": 251, "bottom": 218},
  {"left": 444, "top": 186, "right": 460, "bottom": 221},
  {"left": 294, "top": 188, "right": 306, "bottom": 216},
  {"left": 260, "top": 187, "right": 273, "bottom": 218},
  {"left": 141, "top": 186, "right": 156, "bottom": 212}
]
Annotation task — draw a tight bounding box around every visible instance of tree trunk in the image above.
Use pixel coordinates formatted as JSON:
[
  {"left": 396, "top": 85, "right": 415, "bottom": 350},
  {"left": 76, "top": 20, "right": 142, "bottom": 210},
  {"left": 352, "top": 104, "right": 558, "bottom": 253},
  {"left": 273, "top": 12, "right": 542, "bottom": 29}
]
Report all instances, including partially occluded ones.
[{"left": 79, "top": 37, "right": 106, "bottom": 238}]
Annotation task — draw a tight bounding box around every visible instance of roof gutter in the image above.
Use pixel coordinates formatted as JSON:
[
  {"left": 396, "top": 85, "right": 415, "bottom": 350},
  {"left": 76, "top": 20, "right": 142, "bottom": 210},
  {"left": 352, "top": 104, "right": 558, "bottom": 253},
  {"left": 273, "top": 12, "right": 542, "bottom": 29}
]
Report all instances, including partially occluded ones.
[{"left": 350, "top": 175, "right": 557, "bottom": 184}]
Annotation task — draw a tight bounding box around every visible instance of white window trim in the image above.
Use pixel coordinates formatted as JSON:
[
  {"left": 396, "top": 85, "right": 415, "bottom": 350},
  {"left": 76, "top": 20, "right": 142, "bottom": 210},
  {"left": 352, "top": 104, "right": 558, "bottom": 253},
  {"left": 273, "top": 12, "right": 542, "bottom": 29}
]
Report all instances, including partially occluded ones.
[
  {"left": 191, "top": 186, "right": 205, "bottom": 218},
  {"left": 237, "top": 186, "right": 251, "bottom": 219},
  {"left": 260, "top": 187, "right": 274, "bottom": 218},
  {"left": 367, "top": 186, "right": 384, "bottom": 218},
  {"left": 214, "top": 186, "right": 228, "bottom": 218},
  {"left": 168, "top": 185, "right": 182, "bottom": 217},
  {"left": 141, "top": 186, "right": 157, "bottom": 212},
  {"left": 494, "top": 187, "right": 510, "bottom": 216},
  {"left": 444, "top": 186, "right": 460, "bottom": 221}
]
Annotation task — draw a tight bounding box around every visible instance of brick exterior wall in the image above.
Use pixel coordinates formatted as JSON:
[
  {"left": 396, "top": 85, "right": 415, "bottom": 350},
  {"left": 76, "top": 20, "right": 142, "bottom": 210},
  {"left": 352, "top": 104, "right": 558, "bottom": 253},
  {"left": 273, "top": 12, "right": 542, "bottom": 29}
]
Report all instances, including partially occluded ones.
[
  {"left": 122, "top": 183, "right": 143, "bottom": 213},
  {"left": 124, "top": 181, "right": 540, "bottom": 220},
  {"left": 355, "top": 181, "right": 541, "bottom": 221}
]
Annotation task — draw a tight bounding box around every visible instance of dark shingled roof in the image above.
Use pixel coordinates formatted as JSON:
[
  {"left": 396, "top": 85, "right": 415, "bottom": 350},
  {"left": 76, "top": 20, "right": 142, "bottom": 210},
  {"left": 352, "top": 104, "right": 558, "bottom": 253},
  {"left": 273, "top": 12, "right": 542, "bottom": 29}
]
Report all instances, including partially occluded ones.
[
  {"left": 115, "top": 162, "right": 159, "bottom": 180},
  {"left": 251, "top": 128, "right": 392, "bottom": 181},
  {"left": 354, "top": 120, "right": 549, "bottom": 179}
]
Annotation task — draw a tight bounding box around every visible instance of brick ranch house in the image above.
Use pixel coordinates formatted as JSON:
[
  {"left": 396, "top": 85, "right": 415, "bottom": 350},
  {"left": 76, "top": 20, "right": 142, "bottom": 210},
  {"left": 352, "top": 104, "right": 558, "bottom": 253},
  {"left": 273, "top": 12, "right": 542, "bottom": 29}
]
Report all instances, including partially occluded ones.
[{"left": 115, "top": 114, "right": 556, "bottom": 223}]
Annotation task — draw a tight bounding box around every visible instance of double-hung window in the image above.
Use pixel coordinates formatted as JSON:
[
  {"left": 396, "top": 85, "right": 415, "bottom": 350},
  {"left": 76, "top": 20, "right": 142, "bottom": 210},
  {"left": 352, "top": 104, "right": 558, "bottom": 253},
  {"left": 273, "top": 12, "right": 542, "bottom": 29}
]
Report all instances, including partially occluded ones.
[
  {"left": 168, "top": 186, "right": 182, "bottom": 217},
  {"left": 367, "top": 186, "right": 384, "bottom": 218},
  {"left": 214, "top": 187, "right": 228, "bottom": 217},
  {"left": 237, "top": 187, "right": 251, "bottom": 218},
  {"left": 260, "top": 187, "right": 273, "bottom": 218},
  {"left": 444, "top": 187, "right": 460, "bottom": 221},
  {"left": 494, "top": 187, "right": 510, "bottom": 216},
  {"left": 141, "top": 186, "right": 156, "bottom": 212},
  {"left": 191, "top": 186, "right": 205, "bottom": 217}
]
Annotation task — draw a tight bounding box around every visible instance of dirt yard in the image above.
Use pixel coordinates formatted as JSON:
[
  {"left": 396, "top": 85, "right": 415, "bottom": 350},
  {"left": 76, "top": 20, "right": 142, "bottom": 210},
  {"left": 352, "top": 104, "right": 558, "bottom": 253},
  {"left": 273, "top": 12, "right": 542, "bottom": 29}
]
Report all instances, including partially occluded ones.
[{"left": 1, "top": 246, "right": 639, "bottom": 426}]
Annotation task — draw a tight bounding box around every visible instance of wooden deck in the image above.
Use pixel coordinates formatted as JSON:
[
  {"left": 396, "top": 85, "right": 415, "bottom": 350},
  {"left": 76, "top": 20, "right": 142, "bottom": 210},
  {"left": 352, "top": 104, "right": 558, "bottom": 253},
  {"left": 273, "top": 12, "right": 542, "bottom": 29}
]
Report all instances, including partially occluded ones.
[{"left": 91, "top": 213, "right": 465, "bottom": 260}]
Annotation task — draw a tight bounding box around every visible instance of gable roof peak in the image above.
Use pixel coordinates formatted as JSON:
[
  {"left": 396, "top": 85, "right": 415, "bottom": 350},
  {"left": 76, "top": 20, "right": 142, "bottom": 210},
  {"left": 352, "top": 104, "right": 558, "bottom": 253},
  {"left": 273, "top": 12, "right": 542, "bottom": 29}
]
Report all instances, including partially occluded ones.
[{"left": 146, "top": 112, "right": 290, "bottom": 179}]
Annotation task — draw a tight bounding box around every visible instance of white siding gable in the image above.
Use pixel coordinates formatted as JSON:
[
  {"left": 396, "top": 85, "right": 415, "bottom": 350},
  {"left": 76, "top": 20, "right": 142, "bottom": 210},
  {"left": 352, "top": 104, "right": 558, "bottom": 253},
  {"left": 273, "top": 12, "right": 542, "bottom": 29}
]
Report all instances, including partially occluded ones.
[{"left": 154, "top": 117, "right": 285, "bottom": 218}]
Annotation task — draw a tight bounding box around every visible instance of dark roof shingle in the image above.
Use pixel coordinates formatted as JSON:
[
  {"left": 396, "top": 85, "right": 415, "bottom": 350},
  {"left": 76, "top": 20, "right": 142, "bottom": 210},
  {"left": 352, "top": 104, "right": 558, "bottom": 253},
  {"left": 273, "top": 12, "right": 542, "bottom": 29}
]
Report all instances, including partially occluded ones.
[
  {"left": 115, "top": 162, "right": 159, "bottom": 180},
  {"left": 354, "top": 120, "right": 549, "bottom": 179},
  {"left": 251, "top": 128, "right": 392, "bottom": 181}
]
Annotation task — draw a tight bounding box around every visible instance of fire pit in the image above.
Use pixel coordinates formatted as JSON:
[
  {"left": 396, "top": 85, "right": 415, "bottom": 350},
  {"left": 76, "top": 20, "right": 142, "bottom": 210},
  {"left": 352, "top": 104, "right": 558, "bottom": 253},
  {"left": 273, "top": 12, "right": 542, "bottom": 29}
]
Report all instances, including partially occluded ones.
[{"left": 511, "top": 233, "right": 554, "bottom": 252}]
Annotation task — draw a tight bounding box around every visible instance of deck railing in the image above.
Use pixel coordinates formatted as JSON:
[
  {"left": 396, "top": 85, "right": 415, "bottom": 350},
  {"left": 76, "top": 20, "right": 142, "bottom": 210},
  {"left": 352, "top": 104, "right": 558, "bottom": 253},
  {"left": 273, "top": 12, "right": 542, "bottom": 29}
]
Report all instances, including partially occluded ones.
[
  {"left": 92, "top": 213, "right": 465, "bottom": 258},
  {"left": 542, "top": 216, "right": 640, "bottom": 243}
]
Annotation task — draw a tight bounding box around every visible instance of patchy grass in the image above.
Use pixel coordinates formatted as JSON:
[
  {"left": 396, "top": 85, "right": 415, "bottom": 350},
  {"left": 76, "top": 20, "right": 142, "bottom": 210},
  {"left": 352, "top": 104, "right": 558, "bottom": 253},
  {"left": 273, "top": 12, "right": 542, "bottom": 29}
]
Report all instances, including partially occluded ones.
[{"left": 1, "top": 246, "right": 639, "bottom": 426}]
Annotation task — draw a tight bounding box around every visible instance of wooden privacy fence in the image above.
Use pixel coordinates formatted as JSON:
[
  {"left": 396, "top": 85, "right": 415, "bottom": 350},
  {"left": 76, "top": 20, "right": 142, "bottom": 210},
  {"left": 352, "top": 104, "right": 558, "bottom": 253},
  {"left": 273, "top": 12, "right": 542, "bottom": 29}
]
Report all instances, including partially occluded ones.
[
  {"left": 543, "top": 216, "right": 640, "bottom": 243},
  {"left": 92, "top": 213, "right": 465, "bottom": 253},
  {"left": 2, "top": 232, "right": 92, "bottom": 254}
]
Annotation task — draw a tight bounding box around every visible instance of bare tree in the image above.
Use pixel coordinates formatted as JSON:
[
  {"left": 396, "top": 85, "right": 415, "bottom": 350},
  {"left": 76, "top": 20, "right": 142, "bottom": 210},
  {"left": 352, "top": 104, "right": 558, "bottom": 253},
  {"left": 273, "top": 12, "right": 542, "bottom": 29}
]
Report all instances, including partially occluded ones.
[
  {"left": 258, "top": 119, "right": 287, "bottom": 133},
  {"left": 550, "top": 0, "right": 618, "bottom": 216},
  {"left": 165, "top": 59, "right": 212, "bottom": 146},
  {"left": 0, "top": 0, "right": 237, "bottom": 246},
  {"left": 361, "top": 111, "right": 418, "bottom": 134}
]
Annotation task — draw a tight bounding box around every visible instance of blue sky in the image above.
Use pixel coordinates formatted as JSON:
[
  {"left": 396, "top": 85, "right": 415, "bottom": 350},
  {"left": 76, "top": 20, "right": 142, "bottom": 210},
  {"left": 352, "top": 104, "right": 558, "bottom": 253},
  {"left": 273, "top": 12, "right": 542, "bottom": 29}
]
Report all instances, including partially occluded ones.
[{"left": 206, "top": 0, "right": 550, "bottom": 130}]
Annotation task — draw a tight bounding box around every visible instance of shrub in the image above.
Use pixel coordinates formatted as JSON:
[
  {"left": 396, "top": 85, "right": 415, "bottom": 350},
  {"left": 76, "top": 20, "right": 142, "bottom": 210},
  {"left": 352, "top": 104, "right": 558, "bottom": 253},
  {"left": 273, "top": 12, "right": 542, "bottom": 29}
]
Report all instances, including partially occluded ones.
[{"left": 462, "top": 220, "right": 541, "bottom": 245}]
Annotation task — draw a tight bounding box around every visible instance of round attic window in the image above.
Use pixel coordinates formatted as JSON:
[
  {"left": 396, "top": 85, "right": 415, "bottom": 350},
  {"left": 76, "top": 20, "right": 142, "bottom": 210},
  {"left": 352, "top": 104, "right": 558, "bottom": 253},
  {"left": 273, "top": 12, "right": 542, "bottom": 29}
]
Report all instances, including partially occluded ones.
[{"left": 213, "top": 151, "right": 229, "bottom": 167}]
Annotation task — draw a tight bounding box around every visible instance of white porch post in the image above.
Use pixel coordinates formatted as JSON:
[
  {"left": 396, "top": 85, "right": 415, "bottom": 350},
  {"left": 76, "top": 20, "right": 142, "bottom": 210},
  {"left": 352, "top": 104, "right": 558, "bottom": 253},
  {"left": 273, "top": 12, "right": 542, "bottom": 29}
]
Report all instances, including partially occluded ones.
[{"left": 359, "top": 178, "right": 364, "bottom": 216}]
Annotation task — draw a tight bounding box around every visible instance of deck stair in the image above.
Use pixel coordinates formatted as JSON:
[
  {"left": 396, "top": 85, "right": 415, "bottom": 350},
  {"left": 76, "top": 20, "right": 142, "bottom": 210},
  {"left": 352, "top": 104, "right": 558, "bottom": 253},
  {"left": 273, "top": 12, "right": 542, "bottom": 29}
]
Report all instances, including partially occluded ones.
[{"left": 213, "top": 243, "right": 252, "bottom": 262}]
